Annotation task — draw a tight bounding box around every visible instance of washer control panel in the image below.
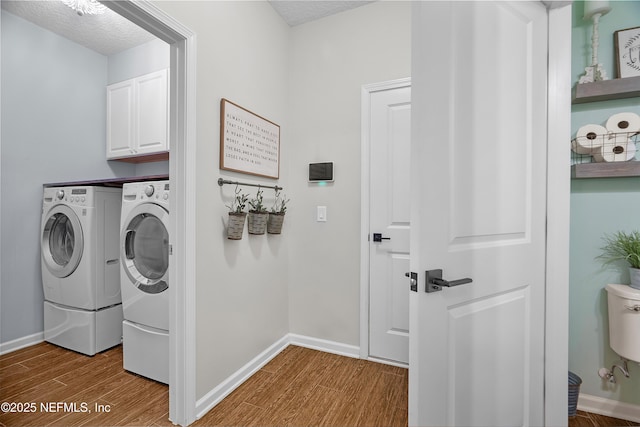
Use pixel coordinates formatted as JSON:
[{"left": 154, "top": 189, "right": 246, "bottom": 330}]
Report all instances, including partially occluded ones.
[{"left": 44, "top": 187, "right": 92, "bottom": 206}]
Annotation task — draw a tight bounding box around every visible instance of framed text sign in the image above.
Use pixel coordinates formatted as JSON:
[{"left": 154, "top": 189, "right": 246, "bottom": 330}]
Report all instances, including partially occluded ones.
[{"left": 220, "top": 98, "right": 280, "bottom": 179}]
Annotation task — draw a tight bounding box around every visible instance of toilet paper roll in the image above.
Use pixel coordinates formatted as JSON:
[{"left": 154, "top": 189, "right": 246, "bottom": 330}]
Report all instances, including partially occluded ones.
[
  {"left": 606, "top": 112, "right": 640, "bottom": 134},
  {"left": 592, "top": 138, "right": 637, "bottom": 162},
  {"left": 573, "top": 124, "right": 607, "bottom": 154}
]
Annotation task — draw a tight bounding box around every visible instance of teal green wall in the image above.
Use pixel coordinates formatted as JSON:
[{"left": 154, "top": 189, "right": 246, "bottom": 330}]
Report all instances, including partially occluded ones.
[{"left": 570, "top": 1, "right": 640, "bottom": 406}]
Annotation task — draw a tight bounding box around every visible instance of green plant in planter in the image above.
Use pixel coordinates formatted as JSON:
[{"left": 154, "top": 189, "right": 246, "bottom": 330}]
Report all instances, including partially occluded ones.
[
  {"left": 270, "top": 191, "right": 290, "bottom": 214},
  {"left": 248, "top": 189, "right": 267, "bottom": 213},
  {"left": 598, "top": 230, "right": 640, "bottom": 269},
  {"left": 226, "top": 187, "right": 248, "bottom": 213},
  {"left": 598, "top": 230, "right": 640, "bottom": 289}
]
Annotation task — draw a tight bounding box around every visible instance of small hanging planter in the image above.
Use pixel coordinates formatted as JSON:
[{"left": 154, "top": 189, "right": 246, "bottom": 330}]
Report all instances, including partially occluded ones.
[
  {"left": 227, "top": 212, "right": 247, "bottom": 240},
  {"left": 267, "top": 191, "right": 289, "bottom": 235},
  {"left": 226, "top": 187, "right": 248, "bottom": 240},
  {"left": 267, "top": 212, "right": 285, "bottom": 234},
  {"left": 248, "top": 211, "right": 268, "bottom": 234},
  {"left": 248, "top": 188, "right": 269, "bottom": 235}
]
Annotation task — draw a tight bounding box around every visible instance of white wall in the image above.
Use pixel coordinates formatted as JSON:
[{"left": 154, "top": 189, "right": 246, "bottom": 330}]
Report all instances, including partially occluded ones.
[
  {"left": 0, "top": 11, "right": 134, "bottom": 344},
  {"left": 151, "top": 1, "right": 291, "bottom": 400},
  {"left": 153, "top": 0, "right": 411, "bottom": 401},
  {"left": 287, "top": 1, "right": 411, "bottom": 345},
  {"left": 108, "top": 38, "right": 170, "bottom": 85}
]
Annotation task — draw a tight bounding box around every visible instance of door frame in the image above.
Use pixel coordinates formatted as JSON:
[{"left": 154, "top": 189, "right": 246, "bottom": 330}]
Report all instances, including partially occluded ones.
[
  {"left": 102, "top": 2, "right": 197, "bottom": 425},
  {"left": 544, "top": 3, "right": 572, "bottom": 425},
  {"left": 359, "top": 77, "right": 411, "bottom": 362}
]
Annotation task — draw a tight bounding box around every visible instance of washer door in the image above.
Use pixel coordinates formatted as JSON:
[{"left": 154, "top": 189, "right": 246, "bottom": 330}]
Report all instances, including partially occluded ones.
[
  {"left": 42, "top": 205, "right": 84, "bottom": 278},
  {"left": 122, "top": 203, "right": 169, "bottom": 294}
]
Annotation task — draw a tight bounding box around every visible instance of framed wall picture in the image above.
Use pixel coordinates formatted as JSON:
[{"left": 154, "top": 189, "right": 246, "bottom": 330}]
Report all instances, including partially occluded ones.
[
  {"left": 615, "top": 26, "right": 640, "bottom": 78},
  {"left": 219, "top": 98, "right": 280, "bottom": 179}
]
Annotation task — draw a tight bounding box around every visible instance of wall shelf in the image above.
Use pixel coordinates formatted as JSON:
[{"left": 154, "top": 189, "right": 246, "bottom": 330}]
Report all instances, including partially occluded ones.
[
  {"left": 571, "top": 161, "right": 640, "bottom": 179},
  {"left": 573, "top": 76, "right": 640, "bottom": 104}
]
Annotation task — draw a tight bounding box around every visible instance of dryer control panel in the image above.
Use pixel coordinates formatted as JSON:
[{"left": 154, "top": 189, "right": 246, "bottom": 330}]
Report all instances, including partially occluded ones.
[
  {"left": 123, "top": 181, "right": 170, "bottom": 204},
  {"left": 142, "top": 182, "right": 169, "bottom": 202}
]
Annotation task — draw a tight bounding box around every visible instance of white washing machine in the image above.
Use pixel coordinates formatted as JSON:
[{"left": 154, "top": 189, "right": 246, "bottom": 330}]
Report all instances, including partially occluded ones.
[
  {"left": 120, "top": 180, "right": 170, "bottom": 384},
  {"left": 41, "top": 186, "right": 123, "bottom": 356}
]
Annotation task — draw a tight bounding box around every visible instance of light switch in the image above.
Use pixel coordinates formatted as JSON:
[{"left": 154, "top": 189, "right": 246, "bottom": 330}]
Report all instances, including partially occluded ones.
[{"left": 317, "top": 206, "right": 327, "bottom": 222}]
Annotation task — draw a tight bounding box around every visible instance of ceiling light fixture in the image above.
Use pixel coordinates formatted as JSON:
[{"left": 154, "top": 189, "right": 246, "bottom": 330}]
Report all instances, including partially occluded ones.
[{"left": 61, "top": 0, "right": 107, "bottom": 16}]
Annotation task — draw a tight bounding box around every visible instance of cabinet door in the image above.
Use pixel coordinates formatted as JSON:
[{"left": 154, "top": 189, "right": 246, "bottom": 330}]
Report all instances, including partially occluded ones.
[
  {"left": 106, "top": 80, "right": 135, "bottom": 158},
  {"left": 135, "top": 69, "right": 168, "bottom": 155}
]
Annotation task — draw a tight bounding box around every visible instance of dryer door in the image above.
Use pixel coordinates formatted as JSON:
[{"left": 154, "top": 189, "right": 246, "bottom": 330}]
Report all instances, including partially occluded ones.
[
  {"left": 42, "top": 205, "right": 84, "bottom": 278},
  {"left": 122, "top": 203, "right": 169, "bottom": 294}
]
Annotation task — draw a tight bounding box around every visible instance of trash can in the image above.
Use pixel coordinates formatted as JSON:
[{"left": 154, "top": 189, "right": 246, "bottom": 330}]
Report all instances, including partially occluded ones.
[{"left": 568, "top": 371, "right": 582, "bottom": 417}]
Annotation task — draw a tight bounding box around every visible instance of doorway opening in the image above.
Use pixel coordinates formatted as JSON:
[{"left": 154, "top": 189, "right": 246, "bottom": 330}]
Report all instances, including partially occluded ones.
[
  {"left": 360, "top": 78, "right": 411, "bottom": 367},
  {"left": 103, "top": 2, "right": 196, "bottom": 425}
]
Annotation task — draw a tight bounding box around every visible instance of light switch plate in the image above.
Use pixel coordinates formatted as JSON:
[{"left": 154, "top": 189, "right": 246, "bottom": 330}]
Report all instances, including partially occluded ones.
[{"left": 317, "top": 206, "right": 327, "bottom": 222}]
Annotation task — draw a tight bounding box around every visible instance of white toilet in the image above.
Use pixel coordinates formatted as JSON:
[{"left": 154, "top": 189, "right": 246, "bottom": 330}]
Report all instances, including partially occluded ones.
[{"left": 606, "top": 283, "right": 640, "bottom": 365}]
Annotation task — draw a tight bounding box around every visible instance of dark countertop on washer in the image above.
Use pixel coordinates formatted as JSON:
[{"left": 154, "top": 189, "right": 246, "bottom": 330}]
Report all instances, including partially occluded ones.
[{"left": 43, "top": 174, "right": 169, "bottom": 188}]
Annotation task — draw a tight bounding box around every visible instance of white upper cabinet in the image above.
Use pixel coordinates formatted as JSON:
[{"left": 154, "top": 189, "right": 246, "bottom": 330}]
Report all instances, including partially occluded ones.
[{"left": 107, "top": 69, "right": 169, "bottom": 161}]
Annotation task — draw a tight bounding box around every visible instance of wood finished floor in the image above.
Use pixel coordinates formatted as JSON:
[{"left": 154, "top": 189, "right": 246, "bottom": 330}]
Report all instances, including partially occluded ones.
[
  {"left": 570, "top": 410, "right": 640, "bottom": 427},
  {"left": 192, "top": 344, "right": 407, "bottom": 427},
  {"left": 1, "top": 342, "right": 637, "bottom": 427},
  {"left": 0, "top": 342, "right": 170, "bottom": 427}
]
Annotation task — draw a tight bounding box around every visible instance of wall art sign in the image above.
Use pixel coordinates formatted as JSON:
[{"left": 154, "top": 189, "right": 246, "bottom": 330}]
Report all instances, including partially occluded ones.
[
  {"left": 220, "top": 98, "right": 280, "bottom": 179},
  {"left": 615, "top": 26, "right": 640, "bottom": 78}
]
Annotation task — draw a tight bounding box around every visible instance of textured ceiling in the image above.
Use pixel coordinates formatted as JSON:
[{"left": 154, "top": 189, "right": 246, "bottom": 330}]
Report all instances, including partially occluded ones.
[
  {"left": 1, "top": 0, "right": 157, "bottom": 56},
  {"left": 1, "top": 0, "right": 375, "bottom": 56},
  {"left": 269, "top": 0, "right": 374, "bottom": 26}
]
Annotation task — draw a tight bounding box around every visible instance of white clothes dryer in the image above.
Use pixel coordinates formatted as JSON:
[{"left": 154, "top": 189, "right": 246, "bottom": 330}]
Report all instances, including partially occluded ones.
[
  {"left": 120, "top": 180, "right": 170, "bottom": 384},
  {"left": 41, "top": 186, "right": 123, "bottom": 356}
]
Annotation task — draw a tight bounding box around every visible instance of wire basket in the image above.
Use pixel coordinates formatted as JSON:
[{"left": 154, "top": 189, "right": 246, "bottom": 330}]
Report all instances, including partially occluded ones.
[{"left": 571, "top": 131, "right": 640, "bottom": 165}]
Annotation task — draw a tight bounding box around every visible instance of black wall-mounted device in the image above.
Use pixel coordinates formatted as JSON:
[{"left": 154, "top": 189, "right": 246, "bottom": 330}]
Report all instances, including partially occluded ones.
[{"left": 309, "top": 162, "right": 334, "bottom": 182}]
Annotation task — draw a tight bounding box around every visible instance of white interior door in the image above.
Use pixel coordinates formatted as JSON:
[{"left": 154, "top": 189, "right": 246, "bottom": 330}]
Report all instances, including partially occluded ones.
[
  {"left": 409, "top": 2, "right": 548, "bottom": 426},
  {"left": 367, "top": 81, "right": 411, "bottom": 364}
]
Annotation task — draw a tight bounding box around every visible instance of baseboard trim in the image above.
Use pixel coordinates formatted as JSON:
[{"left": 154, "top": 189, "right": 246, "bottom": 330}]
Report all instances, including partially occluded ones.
[
  {"left": 578, "top": 393, "right": 640, "bottom": 423},
  {"left": 288, "top": 333, "right": 360, "bottom": 359},
  {"left": 195, "top": 333, "right": 360, "bottom": 420},
  {"left": 195, "top": 334, "right": 289, "bottom": 419},
  {"left": 367, "top": 356, "right": 409, "bottom": 369},
  {"left": 0, "top": 332, "right": 44, "bottom": 355}
]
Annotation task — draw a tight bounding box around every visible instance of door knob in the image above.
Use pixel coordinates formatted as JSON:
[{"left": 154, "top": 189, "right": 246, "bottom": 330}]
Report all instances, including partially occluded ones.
[
  {"left": 372, "top": 233, "right": 391, "bottom": 242},
  {"left": 425, "top": 269, "right": 473, "bottom": 293},
  {"left": 406, "top": 272, "right": 418, "bottom": 292}
]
